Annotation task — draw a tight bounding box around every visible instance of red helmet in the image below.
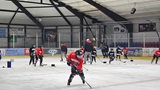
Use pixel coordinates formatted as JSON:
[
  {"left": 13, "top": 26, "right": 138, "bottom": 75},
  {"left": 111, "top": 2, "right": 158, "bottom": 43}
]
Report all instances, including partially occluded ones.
[{"left": 86, "top": 39, "right": 91, "bottom": 43}]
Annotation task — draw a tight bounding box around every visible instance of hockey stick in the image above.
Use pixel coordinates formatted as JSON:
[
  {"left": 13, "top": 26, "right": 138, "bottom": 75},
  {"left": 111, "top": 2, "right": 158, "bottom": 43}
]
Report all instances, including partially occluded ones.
[
  {"left": 71, "top": 64, "right": 93, "bottom": 89},
  {"left": 84, "top": 80, "right": 93, "bottom": 89},
  {"left": 83, "top": 66, "right": 88, "bottom": 71},
  {"left": 120, "top": 60, "right": 127, "bottom": 63}
]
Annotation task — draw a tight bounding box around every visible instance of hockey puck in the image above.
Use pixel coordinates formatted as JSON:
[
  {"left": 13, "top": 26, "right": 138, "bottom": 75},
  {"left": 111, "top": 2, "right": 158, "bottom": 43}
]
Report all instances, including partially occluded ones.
[
  {"left": 103, "top": 61, "right": 107, "bottom": 63},
  {"left": 2, "top": 66, "right": 5, "bottom": 68},
  {"left": 51, "top": 64, "right": 55, "bottom": 67},
  {"left": 130, "top": 60, "right": 134, "bottom": 62}
]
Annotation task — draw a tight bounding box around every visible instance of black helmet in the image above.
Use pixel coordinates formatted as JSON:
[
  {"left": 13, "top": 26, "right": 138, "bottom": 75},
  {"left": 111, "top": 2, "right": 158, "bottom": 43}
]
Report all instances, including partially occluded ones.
[
  {"left": 32, "top": 44, "right": 36, "bottom": 48},
  {"left": 75, "top": 50, "right": 83, "bottom": 56}
]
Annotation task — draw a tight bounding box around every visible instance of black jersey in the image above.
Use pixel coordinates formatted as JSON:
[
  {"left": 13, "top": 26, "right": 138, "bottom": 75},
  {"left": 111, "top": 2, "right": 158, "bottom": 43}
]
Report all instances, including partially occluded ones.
[
  {"left": 29, "top": 47, "right": 36, "bottom": 56},
  {"left": 116, "top": 47, "right": 122, "bottom": 55},
  {"left": 91, "top": 48, "right": 97, "bottom": 57},
  {"left": 109, "top": 51, "right": 115, "bottom": 58}
]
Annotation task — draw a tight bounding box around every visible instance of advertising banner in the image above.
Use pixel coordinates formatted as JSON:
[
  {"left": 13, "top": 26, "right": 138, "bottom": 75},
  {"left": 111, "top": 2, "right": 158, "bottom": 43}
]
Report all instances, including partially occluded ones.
[
  {"left": 142, "top": 48, "right": 157, "bottom": 56},
  {"left": 5, "top": 48, "right": 24, "bottom": 56},
  {"left": 0, "top": 48, "right": 157, "bottom": 56},
  {"left": 127, "top": 48, "right": 143, "bottom": 56},
  {"left": 44, "top": 48, "right": 61, "bottom": 54},
  {"left": 24, "top": 48, "right": 30, "bottom": 56}
]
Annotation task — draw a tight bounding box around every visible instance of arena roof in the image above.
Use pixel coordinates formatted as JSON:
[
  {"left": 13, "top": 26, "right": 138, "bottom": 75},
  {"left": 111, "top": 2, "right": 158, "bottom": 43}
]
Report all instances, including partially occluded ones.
[{"left": 0, "top": 0, "right": 160, "bottom": 27}]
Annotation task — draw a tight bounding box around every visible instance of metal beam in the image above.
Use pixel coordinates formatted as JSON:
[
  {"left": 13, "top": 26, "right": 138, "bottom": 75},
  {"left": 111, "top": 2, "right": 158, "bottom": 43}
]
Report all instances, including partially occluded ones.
[
  {"left": 83, "top": 17, "right": 96, "bottom": 40},
  {"left": 50, "top": 0, "right": 72, "bottom": 26},
  {"left": 7, "top": 0, "right": 51, "bottom": 5},
  {"left": 40, "top": 0, "right": 43, "bottom": 4},
  {"left": 24, "top": 5, "right": 55, "bottom": 8},
  {"left": 7, "top": 8, "right": 19, "bottom": 48},
  {"left": 8, "top": 8, "right": 19, "bottom": 25},
  {"left": 53, "top": 0, "right": 101, "bottom": 23},
  {"left": 0, "top": 9, "right": 23, "bottom": 13},
  {"left": 44, "top": 24, "right": 92, "bottom": 27},
  {"left": 83, "top": 0, "right": 127, "bottom": 21},
  {"left": 11, "top": 0, "right": 44, "bottom": 29},
  {"left": 0, "top": 22, "right": 37, "bottom": 26},
  {"left": 84, "top": 0, "right": 134, "bottom": 46},
  {"left": 80, "top": 17, "right": 84, "bottom": 47},
  {"left": 83, "top": 9, "right": 98, "bottom": 13},
  {"left": 24, "top": 25, "right": 26, "bottom": 48},
  {"left": 70, "top": 26, "right": 73, "bottom": 47},
  {"left": 16, "top": 0, "right": 62, "bottom": 7},
  {"left": 35, "top": 15, "right": 76, "bottom": 18}
]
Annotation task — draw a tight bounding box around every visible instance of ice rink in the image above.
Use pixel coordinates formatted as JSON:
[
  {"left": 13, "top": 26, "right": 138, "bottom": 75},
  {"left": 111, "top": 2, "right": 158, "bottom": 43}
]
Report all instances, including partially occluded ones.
[{"left": 0, "top": 56, "right": 160, "bottom": 90}]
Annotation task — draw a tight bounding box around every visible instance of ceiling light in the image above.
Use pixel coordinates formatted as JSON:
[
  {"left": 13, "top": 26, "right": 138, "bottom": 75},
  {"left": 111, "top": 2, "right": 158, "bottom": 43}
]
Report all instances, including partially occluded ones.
[
  {"left": 130, "top": 8, "right": 136, "bottom": 14},
  {"left": 130, "top": 2, "right": 136, "bottom": 14}
]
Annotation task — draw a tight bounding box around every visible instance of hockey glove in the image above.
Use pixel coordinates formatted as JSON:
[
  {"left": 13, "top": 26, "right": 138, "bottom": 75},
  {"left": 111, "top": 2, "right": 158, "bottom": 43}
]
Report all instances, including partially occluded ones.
[
  {"left": 67, "top": 60, "right": 71, "bottom": 66},
  {"left": 76, "top": 70, "right": 82, "bottom": 74}
]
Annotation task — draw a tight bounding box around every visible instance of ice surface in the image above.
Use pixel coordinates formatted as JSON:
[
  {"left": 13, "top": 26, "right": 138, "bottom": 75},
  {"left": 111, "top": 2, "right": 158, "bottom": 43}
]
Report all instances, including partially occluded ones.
[{"left": 0, "top": 57, "right": 160, "bottom": 90}]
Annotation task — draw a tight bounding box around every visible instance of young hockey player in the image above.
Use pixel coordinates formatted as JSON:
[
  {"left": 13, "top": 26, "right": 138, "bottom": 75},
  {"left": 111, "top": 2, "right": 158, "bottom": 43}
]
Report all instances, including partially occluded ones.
[
  {"left": 0, "top": 50, "right": 2, "bottom": 60},
  {"left": 91, "top": 47, "right": 97, "bottom": 64},
  {"left": 101, "top": 44, "right": 109, "bottom": 58},
  {"left": 122, "top": 47, "right": 129, "bottom": 59},
  {"left": 29, "top": 44, "right": 37, "bottom": 65},
  {"left": 66, "top": 50, "right": 85, "bottom": 85},
  {"left": 116, "top": 46, "right": 122, "bottom": 61},
  {"left": 151, "top": 48, "right": 160, "bottom": 64},
  {"left": 60, "top": 43, "right": 68, "bottom": 61},
  {"left": 108, "top": 48, "right": 115, "bottom": 64},
  {"left": 84, "top": 39, "right": 93, "bottom": 64},
  {"left": 35, "top": 46, "right": 44, "bottom": 66}
]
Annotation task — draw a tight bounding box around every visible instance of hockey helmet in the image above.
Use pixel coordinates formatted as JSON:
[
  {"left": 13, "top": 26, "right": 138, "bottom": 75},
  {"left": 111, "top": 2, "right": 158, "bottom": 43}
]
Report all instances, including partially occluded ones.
[
  {"left": 32, "top": 44, "right": 36, "bottom": 48},
  {"left": 86, "top": 39, "right": 92, "bottom": 43},
  {"left": 75, "top": 50, "right": 83, "bottom": 56}
]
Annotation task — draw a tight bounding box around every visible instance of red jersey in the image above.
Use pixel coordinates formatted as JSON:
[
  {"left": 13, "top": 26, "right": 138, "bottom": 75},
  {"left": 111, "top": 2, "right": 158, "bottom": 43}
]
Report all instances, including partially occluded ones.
[
  {"left": 36, "top": 48, "right": 44, "bottom": 56},
  {"left": 66, "top": 52, "right": 84, "bottom": 71},
  {"left": 122, "top": 48, "right": 128, "bottom": 54},
  {"left": 154, "top": 50, "right": 160, "bottom": 56}
]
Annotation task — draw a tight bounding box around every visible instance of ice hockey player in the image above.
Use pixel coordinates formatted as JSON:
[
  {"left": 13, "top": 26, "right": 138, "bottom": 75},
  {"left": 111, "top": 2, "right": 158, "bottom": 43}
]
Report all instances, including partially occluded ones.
[
  {"left": 0, "top": 50, "right": 2, "bottom": 60},
  {"left": 108, "top": 48, "right": 115, "bottom": 64},
  {"left": 60, "top": 43, "right": 67, "bottom": 62},
  {"left": 35, "top": 46, "right": 44, "bottom": 66},
  {"left": 116, "top": 46, "right": 122, "bottom": 61},
  {"left": 66, "top": 50, "right": 85, "bottom": 85},
  {"left": 29, "top": 44, "right": 37, "bottom": 65},
  {"left": 122, "top": 47, "right": 129, "bottom": 59},
  {"left": 91, "top": 47, "right": 97, "bottom": 64},
  {"left": 84, "top": 39, "right": 93, "bottom": 64},
  {"left": 151, "top": 48, "right": 160, "bottom": 64},
  {"left": 101, "top": 43, "right": 109, "bottom": 58}
]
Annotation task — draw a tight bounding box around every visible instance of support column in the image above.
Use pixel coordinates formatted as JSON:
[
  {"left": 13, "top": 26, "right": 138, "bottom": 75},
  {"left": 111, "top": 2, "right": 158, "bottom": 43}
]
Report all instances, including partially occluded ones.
[
  {"left": 24, "top": 25, "right": 26, "bottom": 48},
  {"left": 70, "top": 26, "right": 73, "bottom": 47},
  {"left": 80, "top": 17, "right": 84, "bottom": 47}
]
